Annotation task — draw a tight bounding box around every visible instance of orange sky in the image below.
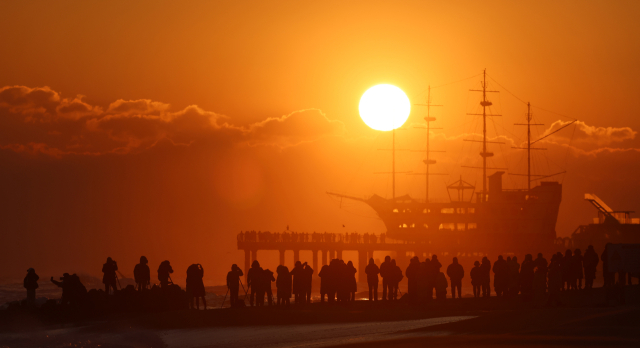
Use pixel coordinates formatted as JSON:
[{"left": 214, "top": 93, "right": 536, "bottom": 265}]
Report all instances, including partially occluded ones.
[{"left": 0, "top": 1, "right": 639, "bottom": 284}]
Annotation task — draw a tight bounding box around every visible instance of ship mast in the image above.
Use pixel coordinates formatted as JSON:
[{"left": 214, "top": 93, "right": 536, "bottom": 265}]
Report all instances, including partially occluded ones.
[
  {"left": 413, "top": 86, "right": 444, "bottom": 202},
  {"left": 467, "top": 69, "right": 500, "bottom": 203},
  {"left": 527, "top": 102, "right": 531, "bottom": 191},
  {"left": 392, "top": 127, "right": 395, "bottom": 200},
  {"left": 513, "top": 102, "right": 544, "bottom": 192}
]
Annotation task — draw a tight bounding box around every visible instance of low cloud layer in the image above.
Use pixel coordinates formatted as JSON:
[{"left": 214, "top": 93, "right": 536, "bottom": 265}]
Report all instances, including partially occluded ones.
[{"left": 0, "top": 86, "right": 345, "bottom": 156}]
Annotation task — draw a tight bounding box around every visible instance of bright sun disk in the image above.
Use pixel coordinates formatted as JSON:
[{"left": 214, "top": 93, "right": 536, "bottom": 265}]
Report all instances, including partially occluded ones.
[{"left": 359, "top": 84, "right": 411, "bottom": 131}]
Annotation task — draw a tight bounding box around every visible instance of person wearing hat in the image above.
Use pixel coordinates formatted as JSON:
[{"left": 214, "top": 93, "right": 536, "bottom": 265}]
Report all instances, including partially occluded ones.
[
  {"left": 24, "top": 268, "right": 39, "bottom": 304},
  {"left": 470, "top": 261, "right": 482, "bottom": 298},
  {"left": 134, "top": 256, "right": 151, "bottom": 291}
]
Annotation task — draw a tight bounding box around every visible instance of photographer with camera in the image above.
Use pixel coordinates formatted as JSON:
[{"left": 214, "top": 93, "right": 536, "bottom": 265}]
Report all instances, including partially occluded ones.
[
  {"left": 102, "top": 257, "right": 118, "bottom": 294},
  {"left": 186, "top": 263, "right": 207, "bottom": 310}
]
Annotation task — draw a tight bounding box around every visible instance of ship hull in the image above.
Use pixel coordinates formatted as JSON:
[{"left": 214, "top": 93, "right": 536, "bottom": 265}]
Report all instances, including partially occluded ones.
[{"left": 364, "top": 175, "right": 562, "bottom": 255}]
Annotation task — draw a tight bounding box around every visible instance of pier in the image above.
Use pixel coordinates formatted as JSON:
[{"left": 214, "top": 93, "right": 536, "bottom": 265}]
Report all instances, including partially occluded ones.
[{"left": 237, "top": 231, "right": 434, "bottom": 282}]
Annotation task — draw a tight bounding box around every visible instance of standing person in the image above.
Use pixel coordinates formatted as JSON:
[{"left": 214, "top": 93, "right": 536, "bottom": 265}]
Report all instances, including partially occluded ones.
[
  {"left": 303, "top": 263, "right": 314, "bottom": 304},
  {"left": 24, "top": 268, "right": 39, "bottom": 304},
  {"left": 158, "top": 260, "right": 174, "bottom": 288},
  {"left": 573, "top": 249, "right": 584, "bottom": 290},
  {"left": 446, "top": 257, "right": 464, "bottom": 299},
  {"left": 290, "top": 261, "right": 305, "bottom": 304},
  {"left": 405, "top": 256, "right": 421, "bottom": 303},
  {"left": 562, "top": 249, "right": 574, "bottom": 290},
  {"left": 418, "top": 258, "right": 430, "bottom": 302},
  {"left": 533, "top": 253, "right": 548, "bottom": 300},
  {"left": 481, "top": 257, "right": 491, "bottom": 297},
  {"left": 186, "top": 263, "right": 207, "bottom": 310},
  {"left": 428, "top": 255, "right": 442, "bottom": 299},
  {"left": 602, "top": 244, "right": 614, "bottom": 287},
  {"left": 520, "top": 254, "right": 535, "bottom": 300},
  {"left": 493, "top": 256, "right": 508, "bottom": 297},
  {"left": 226, "top": 264, "right": 243, "bottom": 307},
  {"left": 263, "top": 268, "right": 275, "bottom": 306},
  {"left": 435, "top": 270, "right": 448, "bottom": 300},
  {"left": 365, "top": 258, "right": 380, "bottom": 301},
  {"left": 247, "top": 260, "right": 263, "bottom": 306},
  {"left": 133, "top": 256, "right": 150, "bottom": 291},
  {"left": 337, "top": 260, "right": 350, "bottom": 302},
  {"left": 390, "top": 259, "right": 403, "bottom": 300},
  {"left": 380, "top": 256, "right": 393, "bottom": 300},
  {"left": 583, "top": 245, "right": 599, "bottom": 289},
  {"left": 186, "top": 264, "right": 207, "bottom": 310},
  {"left": 276, "top": 264, "right": 291, "bottom": 306},
  {"left": 470, "top": 261, "right": 482, "bottom": 298},
  {"left": 547, "top": 254, "right": 563, "bottom": 306},
  {"left": 346, "top": 261, "right": 357, "bottom": 301},
  {"left": 507, "top": 256, "right": 521, "bottom": 296},
  {"left": 102, "top": 257, "right": 118, "bottom": 294},
  {"left": 318, "top": 264, "right": 329, "bottom": 302}
]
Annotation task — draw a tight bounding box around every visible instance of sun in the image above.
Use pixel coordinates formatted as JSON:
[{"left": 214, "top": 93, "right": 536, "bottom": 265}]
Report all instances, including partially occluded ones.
[{"left": 359, "top": 84, "right": 411, "bottom": 131}]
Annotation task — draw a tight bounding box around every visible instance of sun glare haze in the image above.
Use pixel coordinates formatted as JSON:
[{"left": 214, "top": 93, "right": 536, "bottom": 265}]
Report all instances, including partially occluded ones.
[{"left": 359, "top": 84, "right": 411, "bottom": 131}]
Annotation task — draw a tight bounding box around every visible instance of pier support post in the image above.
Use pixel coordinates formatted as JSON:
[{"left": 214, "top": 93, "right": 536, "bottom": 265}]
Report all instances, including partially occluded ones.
[
  {"left": 322, "top": 250, "right": 327, "bottom": 266},
  {"left": 312, "top": 250, "right": 318, "bottom": 273},
  {"left": 293, "top": 249, "right": 300, "bottom": 264},
  {"left": 337, "top": 250, "right": 343, "bottom": 260},
  {"left": 251, "top": 250, "right": 258, "bottom": 264},
  {"left": 279, "top": 250, "right": 285, "bottom": 266},
  {"left": 358, "top": 250, "right": 367, "bottom": 283},
  {"left": 244, "top": 249, "right": 250, "bottom": 281}
]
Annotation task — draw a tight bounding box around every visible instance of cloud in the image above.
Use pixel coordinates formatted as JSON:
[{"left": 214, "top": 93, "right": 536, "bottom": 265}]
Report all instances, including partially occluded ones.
[
  {"left": 247, "top": 109, "right": 345, "bottom": 147},
  {"left": 540, "top": 120, "right": 636, "bottom": 149},
  {"left": 0, "top": 86, "right": 345, "bottom": 156}
]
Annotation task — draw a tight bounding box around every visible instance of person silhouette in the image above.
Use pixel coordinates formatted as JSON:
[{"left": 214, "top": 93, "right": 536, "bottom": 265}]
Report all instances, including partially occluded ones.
[
  {"left": 102, "top": 257, "right": 118, "bottom": 294},
  {"left": 481, "top": 257, "right": 492, "bottom": 297},
  {"left": 507, "top": 256, "right": 520, "bottom": 297},
  {"left": 573, "top": 249, "right": 584, "bottom": 290},
  {"left": 583, "top": 245, "right": 599, "bottom": 289},
  {"left": 602, "top": 244, "right": 614, "bottom": 287},
  {"left": 547, "top": 254, "right": 563, "bottom": 306},
  {"left": 289, "top": 261, "right": 305, "bottom": 304},
  {"left": 429, "top": 255, "right": 442, "bottom": 299},
  {"left": 380, "top": 256, "right": 392, "bottom": 300},
  {"left": 318, "top": 263, "right": 329, "bottom": 302},
  {"left": 435, "top": 269, "right": 448, "bottom": 300},
  {"left": 390, "top": 259, "right": 403, "bottom": 300},
  {"left": 247, "top": 260, "right": 263, "bottom": 306},
  {"left": 346, "top": 261, "right": 356, "bottom": 301},
  {"left": 470, "top": 261, "right": 481, "bottom": 298},
  {"left": 134, "top": 256, "right": 150, "bottom": 291},
  {"left": 24, "top": 268, "right": 39, "bottom": 304},
  {"left": 446, "top": 257, "right": 464, "bottom": 299},
  {"left": 406, "top": 256, "right": 421, "bottom": 303},
  {"left": 262, "top": 268, "right": 276, "bottom": 306},
  {"left": 303, "top": 263, "right": 314, "bottom": 303},
  {"left": 562, "top": 249, "right": 574, "bottom": 290},
  {"left": 365, "top": 258, "right": 380, "bottom": 301},
  {"left": 227, "top": 264, "right": 244, "bottom": 307},
  {"left": 276, "top": 264, "right": 291, "bottom": 306},
  {"left": 158, "top": 260, "right": 174, "bottom": 288},
  {"left": 520, "top": 254, "right": 535, "bottom": 300},
  {"left": 187, "top": 264, "right": 207, "bottom": 310},
  {"left": 493, "top": 256, "right": 508, "bottom": 297}
]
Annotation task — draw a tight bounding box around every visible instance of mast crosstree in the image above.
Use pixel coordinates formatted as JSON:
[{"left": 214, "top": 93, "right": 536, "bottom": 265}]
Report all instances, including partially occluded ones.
[
  {"left": 413, "top": 86, "right": 446, "bottom": 202},
  {"left": 467, "top": 69, "right": 500, "bottom": 203}
]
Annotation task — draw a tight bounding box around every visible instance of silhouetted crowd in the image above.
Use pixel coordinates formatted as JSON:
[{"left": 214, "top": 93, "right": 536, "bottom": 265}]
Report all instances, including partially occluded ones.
[
  {"left": 19, "top": 256, "right": 207, "bottom": 314},
  {"left": 18, "top": 244, "right": 637, "bottom": 313},
  {"left": 238, "top": 231, "right": 386, "bottom": 244},
  {"left": 225, "top": 244, "right": 637, "bottom": 308}
]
